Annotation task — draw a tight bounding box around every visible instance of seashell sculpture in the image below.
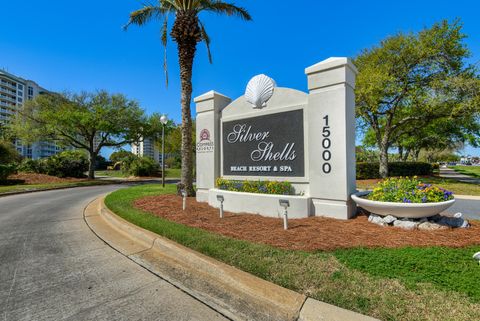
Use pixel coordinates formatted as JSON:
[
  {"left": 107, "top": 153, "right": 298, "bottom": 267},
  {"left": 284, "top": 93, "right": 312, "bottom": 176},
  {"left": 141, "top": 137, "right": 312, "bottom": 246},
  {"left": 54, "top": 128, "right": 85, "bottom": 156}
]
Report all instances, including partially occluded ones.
[{"left": 245, "top": 74, "right": 276, "bottom": 109}]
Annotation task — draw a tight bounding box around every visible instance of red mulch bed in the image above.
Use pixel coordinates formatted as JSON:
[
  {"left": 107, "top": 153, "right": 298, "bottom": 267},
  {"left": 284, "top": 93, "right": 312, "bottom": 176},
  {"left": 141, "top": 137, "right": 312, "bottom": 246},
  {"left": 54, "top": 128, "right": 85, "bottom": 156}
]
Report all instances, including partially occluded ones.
[
  {"left": 7, "top": 173, "right": 86, "bottom": 184},
  {"left": 134, "top": 195, "right": 480, "bottom": 251}
]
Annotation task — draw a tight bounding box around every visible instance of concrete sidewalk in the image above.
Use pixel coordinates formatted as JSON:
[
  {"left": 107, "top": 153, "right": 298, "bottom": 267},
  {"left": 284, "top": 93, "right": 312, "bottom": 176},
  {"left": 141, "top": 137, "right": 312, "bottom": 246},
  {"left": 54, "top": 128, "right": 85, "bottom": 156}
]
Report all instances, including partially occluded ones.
[{"left": 439, "top": 167, "right": 480, "bottom": 184}]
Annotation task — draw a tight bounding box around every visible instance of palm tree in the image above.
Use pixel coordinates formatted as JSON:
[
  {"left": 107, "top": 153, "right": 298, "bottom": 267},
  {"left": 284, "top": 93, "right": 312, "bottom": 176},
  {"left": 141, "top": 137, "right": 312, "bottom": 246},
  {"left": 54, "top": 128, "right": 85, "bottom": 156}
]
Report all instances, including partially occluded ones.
[{"left": 125, "top": 0, "right": 251, "bottom": 196}]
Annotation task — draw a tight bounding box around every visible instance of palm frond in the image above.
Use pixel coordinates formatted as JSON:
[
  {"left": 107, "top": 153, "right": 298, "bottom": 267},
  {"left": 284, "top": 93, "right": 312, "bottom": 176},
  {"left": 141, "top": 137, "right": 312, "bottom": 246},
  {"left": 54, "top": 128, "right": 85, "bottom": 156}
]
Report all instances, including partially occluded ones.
[
  {"left": 160, "top": 16, "right": 170, "bottom": 85},
  {"left": 199, "top": 0, "right": 252, "bottom": 20},
  {"left": 123, "top": 6, "right": 165, "bottom": 30},
  {"left": 161, "top": 0, "right": 181, "bottom": 10},
  {"left": 199, "top": 20, "right": 213, "bottom": 63}
]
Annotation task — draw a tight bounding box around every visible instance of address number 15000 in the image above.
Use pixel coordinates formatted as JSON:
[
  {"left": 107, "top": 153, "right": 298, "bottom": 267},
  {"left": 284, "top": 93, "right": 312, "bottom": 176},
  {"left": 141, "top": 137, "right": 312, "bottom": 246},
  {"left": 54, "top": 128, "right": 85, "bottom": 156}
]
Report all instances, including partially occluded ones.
[{"left": 322, "top": 115, "right": 331, "bottom": 174}]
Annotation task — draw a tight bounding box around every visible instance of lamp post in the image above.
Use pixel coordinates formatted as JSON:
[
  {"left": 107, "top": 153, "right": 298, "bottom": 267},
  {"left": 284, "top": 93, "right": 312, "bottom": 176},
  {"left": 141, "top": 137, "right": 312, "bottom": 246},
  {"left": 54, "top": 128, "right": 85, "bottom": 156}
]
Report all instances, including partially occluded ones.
[{"left": 160, "top": 114, "right": 168, "bottom": 187}]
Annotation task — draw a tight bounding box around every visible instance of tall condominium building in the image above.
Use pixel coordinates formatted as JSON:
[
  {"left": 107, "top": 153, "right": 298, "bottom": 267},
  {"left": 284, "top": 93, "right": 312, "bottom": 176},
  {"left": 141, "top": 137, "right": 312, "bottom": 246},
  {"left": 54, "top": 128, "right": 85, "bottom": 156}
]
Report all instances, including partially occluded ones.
[
  {"left": 131, "top": 138, "right": 160, "bottom": 164},
  {"left": 0, "top": 69, "right": 62, "bottom": 159}
]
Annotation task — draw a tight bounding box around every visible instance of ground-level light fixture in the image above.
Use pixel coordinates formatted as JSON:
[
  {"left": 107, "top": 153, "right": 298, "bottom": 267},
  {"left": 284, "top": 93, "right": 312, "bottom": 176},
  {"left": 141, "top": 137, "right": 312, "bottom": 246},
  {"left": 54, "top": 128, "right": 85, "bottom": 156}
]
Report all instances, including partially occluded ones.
[
  {"left": 473, "top": 252, "right": 480, "bottom": 265},
  {"left": 279, "top": 199, "right": 290, "bottom": 230},
  {"left": 181, "top": 189, "right": 187, "bottom": 211},
  {"left": 217, "top": 195, "right": 225, "bottom": 218}
]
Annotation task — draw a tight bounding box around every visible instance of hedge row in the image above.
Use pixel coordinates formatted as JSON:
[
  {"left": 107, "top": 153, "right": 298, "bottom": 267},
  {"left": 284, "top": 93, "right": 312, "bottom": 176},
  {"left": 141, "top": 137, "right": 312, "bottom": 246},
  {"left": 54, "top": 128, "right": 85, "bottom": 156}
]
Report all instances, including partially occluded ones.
[{"left": 357, "top": 162, "right": 433, "bottom": 180}]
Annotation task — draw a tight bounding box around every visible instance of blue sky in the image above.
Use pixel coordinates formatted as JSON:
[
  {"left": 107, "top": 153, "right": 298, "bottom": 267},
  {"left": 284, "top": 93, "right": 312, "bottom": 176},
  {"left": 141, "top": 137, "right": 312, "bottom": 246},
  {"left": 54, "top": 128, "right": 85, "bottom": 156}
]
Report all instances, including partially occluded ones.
[{"left": 1, "top": 0, "right": 479, "bottom": 157}]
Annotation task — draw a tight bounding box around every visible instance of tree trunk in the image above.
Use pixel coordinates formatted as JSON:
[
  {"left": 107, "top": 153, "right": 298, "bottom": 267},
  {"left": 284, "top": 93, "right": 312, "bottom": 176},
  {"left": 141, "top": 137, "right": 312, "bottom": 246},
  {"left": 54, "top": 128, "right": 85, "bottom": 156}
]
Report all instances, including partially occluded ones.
[
  {"left": 398, "top": 146, "right": 403, "bottom": 161},
  {"left": 413, "top": 149, "right": 420, "bottom": 162},
  {"left": 177, "top": 39, "right": 196, "bottom": 196},
  {"left": 379, "top": 143, "right": 389, "bottom": 178},
  {"left": 88, "top": 150, "right": 96, "bottom": 180}
]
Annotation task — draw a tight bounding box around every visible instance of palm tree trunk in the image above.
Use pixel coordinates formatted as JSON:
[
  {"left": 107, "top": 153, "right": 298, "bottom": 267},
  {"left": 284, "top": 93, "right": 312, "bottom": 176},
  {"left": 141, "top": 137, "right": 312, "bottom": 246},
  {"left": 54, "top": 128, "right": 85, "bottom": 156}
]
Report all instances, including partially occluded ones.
[{"left": 178, "top": 39, "right": 196, "bottom": 196}]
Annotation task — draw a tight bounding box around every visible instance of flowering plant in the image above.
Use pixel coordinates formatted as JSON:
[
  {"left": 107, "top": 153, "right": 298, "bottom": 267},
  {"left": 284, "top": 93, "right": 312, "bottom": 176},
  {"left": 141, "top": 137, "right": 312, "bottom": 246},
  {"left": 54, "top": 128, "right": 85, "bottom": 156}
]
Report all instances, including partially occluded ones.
[
  {"left": 216, "top": 178, "right": 295, "bottom": 195},
  {"left": 367, "top": 177, "right": 454, "bottom": 203}
]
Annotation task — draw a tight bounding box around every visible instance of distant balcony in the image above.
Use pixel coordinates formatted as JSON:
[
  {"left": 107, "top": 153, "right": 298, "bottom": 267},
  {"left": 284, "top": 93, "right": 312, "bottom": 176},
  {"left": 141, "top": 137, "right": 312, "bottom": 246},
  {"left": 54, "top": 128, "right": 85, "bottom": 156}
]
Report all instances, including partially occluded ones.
[
  {"left": 0, "top": 94, "right": 16, "bottom": 102},
  {"left": 0, "top": 79, "right": 17, "bottom": 90}
]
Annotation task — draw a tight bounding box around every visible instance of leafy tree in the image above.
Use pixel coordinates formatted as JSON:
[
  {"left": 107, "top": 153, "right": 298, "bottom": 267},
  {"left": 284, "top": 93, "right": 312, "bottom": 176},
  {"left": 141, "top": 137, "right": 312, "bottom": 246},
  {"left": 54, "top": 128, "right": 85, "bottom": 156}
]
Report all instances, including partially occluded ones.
[
  {"left": 11, "top": 91, "right": 148, "bottom": 179},
  {"left": 393, "top": 117, "right": 477, "bottom": 161},
  {"left": 162, "top": 121, "right": 195, "bottom": 155},
  {"left": 418, "top": 149, "right": 460, "bottom": 163},
  {"left": 355, "top": 20, "right": 480, "bottom": 177},
  {"left": 110, "top": 149, "right": 134, "bottom": 164},
  {"left": 125, "top": 0, "right": 252, "bottom": 196}
]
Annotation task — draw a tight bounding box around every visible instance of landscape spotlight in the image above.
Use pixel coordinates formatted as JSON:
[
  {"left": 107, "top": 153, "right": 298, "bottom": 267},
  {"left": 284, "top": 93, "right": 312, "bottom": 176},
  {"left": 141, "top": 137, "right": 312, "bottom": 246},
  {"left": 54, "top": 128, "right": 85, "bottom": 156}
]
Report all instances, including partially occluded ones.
[
  {"left": 181, "top": 189, "right": 187, "bottom": 211},
  {"left": 473, "top": 252, "right": 480, "bottom": 265},
  {"left": 217, "top": 195, "right": 225, "bottom": 218},
  {"left": 279, "top": 199, "right": 290, "bottom": 230}
]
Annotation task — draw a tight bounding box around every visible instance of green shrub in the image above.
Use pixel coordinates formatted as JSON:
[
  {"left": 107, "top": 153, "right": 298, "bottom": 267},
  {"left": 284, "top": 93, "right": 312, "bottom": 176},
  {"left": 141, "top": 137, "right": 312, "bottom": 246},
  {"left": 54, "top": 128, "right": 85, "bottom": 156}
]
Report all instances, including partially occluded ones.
[
  {"left": 0, "top": 164, "right": 17, "bottom": 181},
  {"left": 44, "top": 150, "right": 89, "bottom": 178},
  {"left": 18, "top": 150, "right": 88, "bottom": 178},
  {"left": 126, "top": 157, "right": 160, "bottom": 177},
  {"left": 357, "top": 162, "right": 433, "bottom": 179},
  {"left": 216, "top": 178, "right": 295, "bottom": 195},
  {"left": 18, "top": 158, "right": 48, "bottom": 174},
  {"left": 165, "top": 156, "right": 181, "bottom": 169},
  {"left": 0, "top": 140, "right": 21, "bottom": 165},
  {"left": 367, "top": 177, "right": 454, "bottom": 203}
]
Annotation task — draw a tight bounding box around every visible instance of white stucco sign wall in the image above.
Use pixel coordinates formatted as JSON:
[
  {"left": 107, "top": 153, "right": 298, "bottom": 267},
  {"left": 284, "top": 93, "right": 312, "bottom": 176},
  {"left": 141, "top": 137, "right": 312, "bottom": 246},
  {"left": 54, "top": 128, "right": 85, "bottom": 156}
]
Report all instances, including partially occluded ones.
[{"left": 195, "top": 57, "right": 357, "bottom": 219}]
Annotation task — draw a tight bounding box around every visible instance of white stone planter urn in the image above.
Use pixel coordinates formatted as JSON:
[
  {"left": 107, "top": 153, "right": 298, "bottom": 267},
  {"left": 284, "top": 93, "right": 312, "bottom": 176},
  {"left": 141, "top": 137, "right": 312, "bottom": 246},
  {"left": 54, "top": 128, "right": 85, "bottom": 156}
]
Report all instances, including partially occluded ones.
[{"left": 351, "top": 191, "right": 456, "bottom": 219}]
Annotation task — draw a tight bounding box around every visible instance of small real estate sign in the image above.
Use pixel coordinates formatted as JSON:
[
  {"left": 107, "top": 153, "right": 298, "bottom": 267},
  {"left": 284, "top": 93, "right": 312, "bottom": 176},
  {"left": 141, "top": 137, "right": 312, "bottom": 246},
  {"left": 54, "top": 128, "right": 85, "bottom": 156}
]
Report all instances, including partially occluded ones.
[{"left": 222, "top": 109, "right": 304, "bottom": 177}]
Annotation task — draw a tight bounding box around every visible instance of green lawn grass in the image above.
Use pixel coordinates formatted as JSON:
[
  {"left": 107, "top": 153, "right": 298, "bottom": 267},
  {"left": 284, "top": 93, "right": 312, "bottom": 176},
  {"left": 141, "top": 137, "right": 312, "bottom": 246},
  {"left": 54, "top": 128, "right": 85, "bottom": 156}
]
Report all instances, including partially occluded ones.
[
  {"left": 105, "top": 184, "right": 480, "bottom": 321},
  {"left": 95, "top": 168, "right": 181, "bottom": 179},
  {"left": 0, "top": 180, "right": 112, "bottom": 194},
  {"left": 165, "top": 168, "right": 181, "bottom": 178},
  {"left": 452, "top": 166, "right": 480, "bottom": 179},
  {"left": 95, "top": 170, "right": 129, "bottom": 178},
  {"left": 357, "top": 176, "right": 480, "bottom": 196}
]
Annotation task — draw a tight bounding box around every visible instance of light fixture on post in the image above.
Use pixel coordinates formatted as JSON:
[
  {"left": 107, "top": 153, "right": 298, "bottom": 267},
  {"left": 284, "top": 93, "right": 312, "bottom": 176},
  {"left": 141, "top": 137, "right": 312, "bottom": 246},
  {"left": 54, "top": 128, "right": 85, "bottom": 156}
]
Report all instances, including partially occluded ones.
[
  {"left": 279, "top": 199, "right": 290, "bottom": 230},
  {"left": 160, "top": 114, "right": 168, "bottom": 188},
  {"left": 181, "top": 189, "right": 187, "bottom": 211},
  {"left": 217, "top": 195, "right": 225, "bottom": 218}
]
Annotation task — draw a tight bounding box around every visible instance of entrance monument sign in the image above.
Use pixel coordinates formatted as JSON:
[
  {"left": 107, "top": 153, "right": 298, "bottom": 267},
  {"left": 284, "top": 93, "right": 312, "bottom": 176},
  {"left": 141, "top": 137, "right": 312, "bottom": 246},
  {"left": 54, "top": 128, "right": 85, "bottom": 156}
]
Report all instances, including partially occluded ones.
[{"left": 195, "top": 57, "right": 357, "bottom": 219}]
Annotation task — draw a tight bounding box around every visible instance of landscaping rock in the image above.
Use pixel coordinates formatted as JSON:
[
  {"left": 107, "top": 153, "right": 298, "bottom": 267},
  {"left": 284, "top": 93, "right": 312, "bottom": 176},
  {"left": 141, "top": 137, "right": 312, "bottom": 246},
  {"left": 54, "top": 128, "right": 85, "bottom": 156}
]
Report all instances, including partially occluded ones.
[
  {"left": 383, "top": 215, "right": 397, "bottom": 225},
  {"left": 366, "top": 212, "right": 469, "bottom": 230},
  {"left": 429, "top": 214, "right": 442, "bottom": 222},
  {"left": 418, "top": 222, "right": 449, "bottom": 231},
  {"left": 368, "top": 214, "right": 385, "bottom": 226},
  {"left": 393, "top": 220, "right": 419, "bottom": 230},
  {"left": 437, "top": 216, "right": 470, "bottom": 228}
]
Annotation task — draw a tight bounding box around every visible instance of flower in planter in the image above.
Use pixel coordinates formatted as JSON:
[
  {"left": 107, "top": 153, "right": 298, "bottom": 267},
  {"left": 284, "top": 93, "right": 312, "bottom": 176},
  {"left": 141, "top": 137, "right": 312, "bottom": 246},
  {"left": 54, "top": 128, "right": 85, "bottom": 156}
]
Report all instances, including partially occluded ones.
[
  {"left": 368, "top": 177, "right": 454, "bottom": 203},
  {"left": 216, "top": 177, "right": 295, "bottom": 195}
]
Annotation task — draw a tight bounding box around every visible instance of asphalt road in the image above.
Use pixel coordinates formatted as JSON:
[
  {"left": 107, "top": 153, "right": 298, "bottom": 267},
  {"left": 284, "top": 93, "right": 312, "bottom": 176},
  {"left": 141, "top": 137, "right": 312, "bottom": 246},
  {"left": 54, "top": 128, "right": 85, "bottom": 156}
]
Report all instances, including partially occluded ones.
[
  {"left": 0, "top": 185, "right": 228, "bottom": 321},
  {"left": 438, "top": 168, "right": 480, "bottom": 220},
  {"left": 444, "top": 198, "right": 480, "bottom": 221}
]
